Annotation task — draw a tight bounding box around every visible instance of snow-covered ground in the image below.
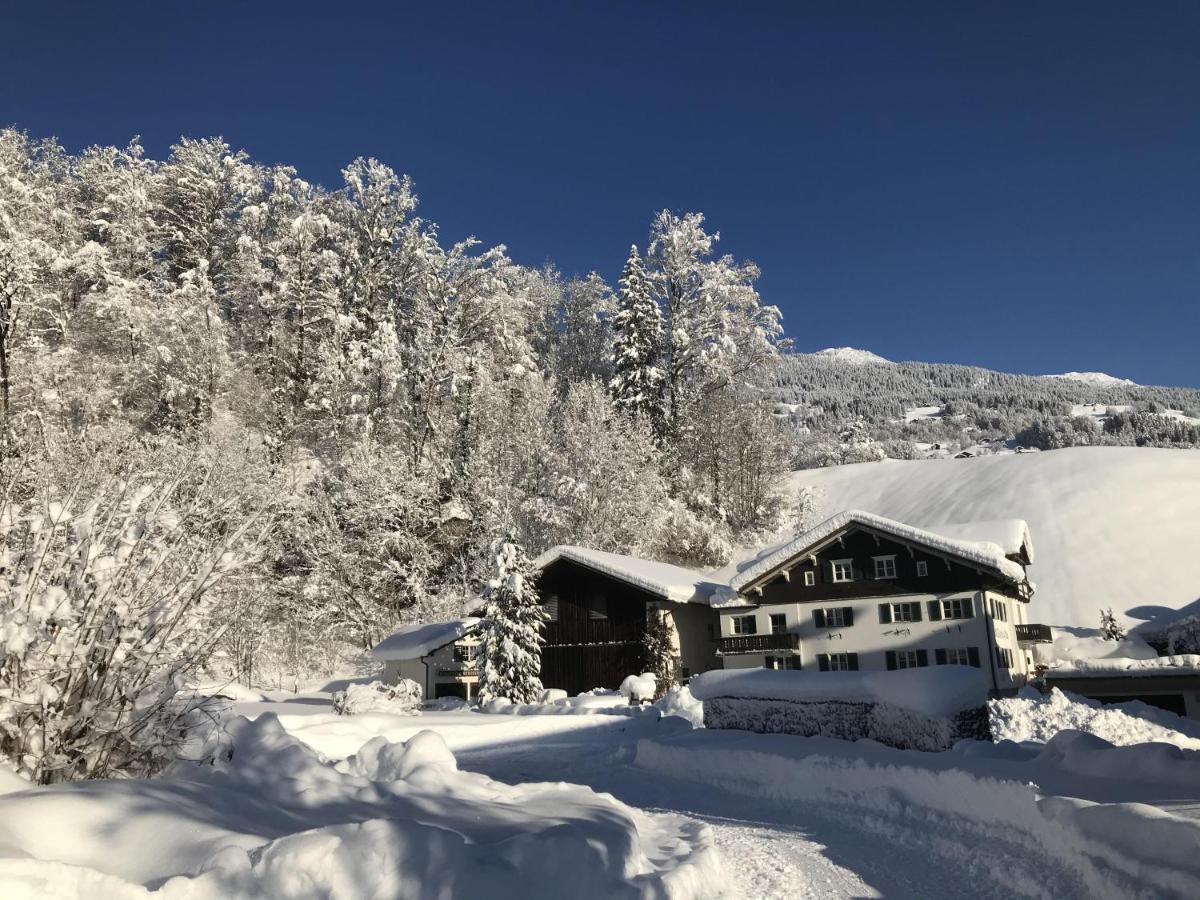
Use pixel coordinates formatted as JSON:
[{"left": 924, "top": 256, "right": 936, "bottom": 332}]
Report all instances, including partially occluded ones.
[
  {"left": 744, "top": 447, "right": 1200, "bottom": 630},
  {"left": 7, "top": 689, "right": 1198, "bottom": 899}
]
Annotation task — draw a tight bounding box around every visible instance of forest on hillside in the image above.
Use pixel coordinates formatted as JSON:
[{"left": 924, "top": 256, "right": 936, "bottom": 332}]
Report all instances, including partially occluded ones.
[{"left": 0, "top": 130, "right": 793, "bottom": 693}]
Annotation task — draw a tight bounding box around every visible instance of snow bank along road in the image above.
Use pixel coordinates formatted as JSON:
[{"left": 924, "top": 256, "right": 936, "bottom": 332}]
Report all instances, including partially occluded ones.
[{"left": 256, "top": 697, "right": 1200, "bottom": 899}]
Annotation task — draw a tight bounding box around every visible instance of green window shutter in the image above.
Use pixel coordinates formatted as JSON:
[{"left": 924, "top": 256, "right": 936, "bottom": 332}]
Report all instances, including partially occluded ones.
[
  {"left": 843, "top": 607, "right": 854, "bottom": 627},
  {"left": 818, "top": 654, "right": 830, "bottom": 672},
  {"left": 879, "top": 603, "right": 892, "bottom": 624},
  {"left": 814, "top": 609, "right": 827, "bottom": 628},
  {"left": 912, "top": 602, "right": 923, "bottom": 622},
  {"left": 916, "top": 649, "right": 929, "bottom": 667},
  {"left": 964, "top": 597, "right": 976, "bottom": 618},
  {"left": 935, "top": 648, "right": 947, "bottom": 665},
  {"left": 927, "top": 600, "right": 942, "bottom": 621},
  {"left": 968, "top": 647, "right": 981, "bottom": 668},
  {"left": 848, "top": 653, "right": 859, "bottom": 671},
  {"left": 886, "top": 651, "right": 897, "bottom": 671}
]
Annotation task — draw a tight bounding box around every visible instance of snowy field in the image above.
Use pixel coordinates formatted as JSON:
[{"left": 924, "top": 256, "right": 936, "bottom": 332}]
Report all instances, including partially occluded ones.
[{"left": 3, "top": 690, "right": 1199, "bottom": 899}]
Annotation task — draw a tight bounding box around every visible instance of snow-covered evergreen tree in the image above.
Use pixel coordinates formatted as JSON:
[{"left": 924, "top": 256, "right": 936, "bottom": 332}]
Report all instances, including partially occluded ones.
[
  {"left": 1099, "top": 608, "right": 1126, "bottom": 641},
  {"left": 609, "top": 244, "right": 665, "bottom": 429},
  {"left": 476, "top": 536, "right": 546, "bottom": 703},
  {"left": 641, "top": 607, "right": 679, "bottom": 698}
]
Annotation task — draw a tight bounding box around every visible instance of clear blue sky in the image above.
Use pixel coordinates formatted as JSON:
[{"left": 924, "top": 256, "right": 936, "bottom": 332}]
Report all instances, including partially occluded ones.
[{"left": 3, "top": 1, "right": 1198, "bottom": 386}]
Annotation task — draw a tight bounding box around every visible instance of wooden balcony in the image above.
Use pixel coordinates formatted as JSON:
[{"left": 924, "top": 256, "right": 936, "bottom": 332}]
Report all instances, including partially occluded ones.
[
  {"left": 1014, "top": 623, "right": 1053, "bottom": 644},
  {"left": 717, "top": 633, "right": 801, "bottom": 655}
]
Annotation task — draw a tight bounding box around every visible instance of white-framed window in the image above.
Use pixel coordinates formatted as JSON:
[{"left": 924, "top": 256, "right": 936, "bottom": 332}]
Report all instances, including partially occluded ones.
[
  {"left": 731, "top": 615, "right": 757, "bottom": 636},
  {"left": 873, "top": 555, "right": 897, "bottom": 579},
  {"left": 831, "top": 559, "right": 854, "bottom": 583},
  {"left": 803, "top": 570, "right": 816, "bottom": 586},
  {"left": 915, "top": 561, "right": 929, "bottom": 577},
  {"left": 890, "top": 601, "right": 921, "bottom": 622},
  {"left": 822, "top": 652, "right": 857, "bottom": 671},
  {"left": 942, "top": 647, "right": 971, "bottom": 666},
  {"left": 769, "top": 613, "right": 787, "bottom": 634},
  {"left": 818, "top": 607, "right": 851, "bottom": 628},
  {"left": 895, "top": 650, "right": 924, "bottom": 669},
  {"left": 941, "top": 598, "right": 972, "bottom": 620},
  {"left": 991, "top": 598, "right": 1008, "bottom": 622},
  {"left": 996, "top": 647, "right": 1014, "bottom": 669}
]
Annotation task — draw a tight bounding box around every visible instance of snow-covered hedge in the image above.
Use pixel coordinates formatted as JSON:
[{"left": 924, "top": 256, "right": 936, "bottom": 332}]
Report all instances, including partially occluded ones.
[
  {"left": 332, "top": 679, "right": 423, "bottom": 716},
  {"left": 702, "top": 696, "right": 986, "bottom": 751},
  {"left": 989, "top": 687, "right": 1200, "bottom": 750},
  {"left": 689, "top": 666, "right": 987, "bottom": 718}
]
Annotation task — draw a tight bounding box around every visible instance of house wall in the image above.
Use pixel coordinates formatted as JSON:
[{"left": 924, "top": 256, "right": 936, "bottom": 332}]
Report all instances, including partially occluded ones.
[
  {"left": 718, "top": 528, "right": 1033, "bottom": 689},
  {"left": 666, "top": 602, "right": 721, "bottom": 680},
  {"left": 382, "top": 635, "right": 481, "bottom": 700}
]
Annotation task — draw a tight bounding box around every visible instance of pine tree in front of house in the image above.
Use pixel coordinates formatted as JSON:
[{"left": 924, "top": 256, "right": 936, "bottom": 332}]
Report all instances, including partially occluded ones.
[
  {"left": 477, "top": 536, "right": 547, "bottom": 703},
  {"left": 610, "top": 244, "right": 666, "bottom": 431},
  {"left": 1100, "top": 608, "right": 1126, "bottom": 641},
  {"left": 642, "top": 607, "right": 679, "bottom": 699}
]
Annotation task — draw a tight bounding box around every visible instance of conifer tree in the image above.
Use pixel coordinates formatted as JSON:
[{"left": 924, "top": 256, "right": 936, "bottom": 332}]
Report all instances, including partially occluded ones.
[
  {"left": 476, "top": 536, "right": 547, "bottom": 703},
  {"left": 609, "top": 244, "right": 665, "bottom": 430},
  {"left": 1099, "top": 608, "right": 1126, "bottom": 641},
  {"left": 642, "top": 607, "right": 679, "bottom": 699}
]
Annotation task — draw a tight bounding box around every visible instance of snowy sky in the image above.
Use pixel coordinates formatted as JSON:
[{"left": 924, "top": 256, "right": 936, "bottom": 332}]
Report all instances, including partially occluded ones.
[{"left": 4, "top": 1, "right": 1199, "bottom": 387}]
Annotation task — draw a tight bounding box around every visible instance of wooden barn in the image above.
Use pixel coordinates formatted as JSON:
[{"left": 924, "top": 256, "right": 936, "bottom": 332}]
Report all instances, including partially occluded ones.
[{"left": 532, "top": 547, "right": 724, "bottom": 696}]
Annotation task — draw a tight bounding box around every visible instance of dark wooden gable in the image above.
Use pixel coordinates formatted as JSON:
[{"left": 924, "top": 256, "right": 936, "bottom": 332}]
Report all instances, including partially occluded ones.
[
  {"left": 533, "top": 557, "right": 657, "bottom": 694},
  {"left": 746, "top": 525, "right": 1024, "bottom": 605}
]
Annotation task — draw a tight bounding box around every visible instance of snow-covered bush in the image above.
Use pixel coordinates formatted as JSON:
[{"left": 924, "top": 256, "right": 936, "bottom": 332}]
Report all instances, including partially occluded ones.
[
  {"left": 620, "top": 672, "right": 658, "bottom": 704},
  {"left": 1099, "top": 608, "right": 1126, "bottom": 641},
  {"left": 1165, "top": 614, "right": 1200, "bottom": 655},
  {"left": 332, "top": 679, "right": 423, "bottom": 716},
  {"left": 0, "top": 468, "right": 256, "bottom": 783},
  {"left": 655, "top": 685, "right": 704, "bottom": 727},
  {"left": 989, "top": 687, "right": 1200, "bottom": 750}
]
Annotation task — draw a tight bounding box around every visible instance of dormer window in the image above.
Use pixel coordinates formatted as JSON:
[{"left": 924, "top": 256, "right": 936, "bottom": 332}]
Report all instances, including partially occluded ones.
[
  {"left": 831, "top": 559, "right": 854, "bottom": 583},
  {"left": 915, "top": 561, "right": 928, "bottom": 577},
  {"left": 873, "top": 555, "right": 897, "bottom": 579}
]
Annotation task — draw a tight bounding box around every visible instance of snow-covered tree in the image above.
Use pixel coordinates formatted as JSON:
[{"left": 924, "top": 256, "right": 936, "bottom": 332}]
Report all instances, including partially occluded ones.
[
  {"left": 1099, "top": 608, "right": 1126, "bottom": 642},
  {"left": 610, "top": 245, "right": 664, "bottom": 428},
  {"left": 641, "top": 607, "right": 679, "bottom": 698},
  {"left": 476, "top": 536, "right": 546, "bottom": 703},
  {"left": 792, "top": 484, "right": 824, "bottom": 536},
  {"left": 1165, "top": 615, "right": 1200, "bottom": 655}
]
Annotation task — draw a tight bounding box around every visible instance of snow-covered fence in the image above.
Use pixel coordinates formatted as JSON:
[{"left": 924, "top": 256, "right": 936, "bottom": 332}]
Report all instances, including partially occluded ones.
[{"left": 691, "top": 667, "right": 990, "bottom": 751}]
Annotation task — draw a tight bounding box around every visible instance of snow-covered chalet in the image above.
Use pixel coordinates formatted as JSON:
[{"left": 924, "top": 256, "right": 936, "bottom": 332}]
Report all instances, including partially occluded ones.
[{"left": 374, "top": 509, "right": 1048, "bottom": 698}]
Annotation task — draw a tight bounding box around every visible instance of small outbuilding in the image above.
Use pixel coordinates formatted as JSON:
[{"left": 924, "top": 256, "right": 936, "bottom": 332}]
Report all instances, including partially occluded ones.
[{"left": 371, "top": 618, "right": 481, "bottom": 701}]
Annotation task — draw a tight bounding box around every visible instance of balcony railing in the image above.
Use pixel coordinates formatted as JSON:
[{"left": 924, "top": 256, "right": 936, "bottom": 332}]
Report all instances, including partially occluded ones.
[
  {"left": 717, "top": 633, "right": 801, "bottom": 655},
  {"left": 1014, "top": 623, "right": 1053, "bottom": 644}
]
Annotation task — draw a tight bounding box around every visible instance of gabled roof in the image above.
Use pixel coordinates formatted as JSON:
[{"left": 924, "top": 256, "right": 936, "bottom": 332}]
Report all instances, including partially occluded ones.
[
  {"left": 534, "top": 545, "right": 724, "bottom": 605},
  {"left": 371, "top": 618, "right": 480, "bottom": 661},
  {"left": 926, "top": 518, "right": 1034, "bottom": 564},
  {"left": 729, "top": 509, "right": 1030, "bottom": 594}
]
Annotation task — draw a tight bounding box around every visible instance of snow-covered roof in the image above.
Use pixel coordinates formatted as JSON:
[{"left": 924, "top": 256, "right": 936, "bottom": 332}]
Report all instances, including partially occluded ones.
[
  {"left": 924, "top": 519, "right": 1034, "bottom": 564},
  {"left": 729, "top": 509, "right": 1030, "bottom": 593},
  {"left": 534, "top": 545, "right": 724, "bottom": 605},
  {"left": 1046, "top": 654, "right": 1200, "bottom": 678},
  {"left": 371, "top": 618, "right": 480, "bottom": 660}
]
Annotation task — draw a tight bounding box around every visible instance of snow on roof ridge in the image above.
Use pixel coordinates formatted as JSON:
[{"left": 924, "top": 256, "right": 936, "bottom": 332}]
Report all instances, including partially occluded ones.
[
  {"left": 729, "top": 509, "right": 1029, "bottom": 593},
  {"left": 535, "top": 545, "right": 723, "bottom": 604},
  {"left": 924, "top": 517, "right": 1034, "bottom": 563},
  {"left": 371, "top": 617, "right": 480, "bottom": 660}
]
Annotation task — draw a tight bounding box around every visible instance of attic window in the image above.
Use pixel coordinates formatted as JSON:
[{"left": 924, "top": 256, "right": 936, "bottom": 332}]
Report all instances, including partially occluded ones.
[
  {"left": 803, "top": 570, "right": 816, "bottom": 587},
  {"left": 831, "top": 559, "right": 854, "bottom": 583},
  {"left": 915, "top": 561, "right": 928, "bottom": 577},
  {"left": 873, "top": 556, "right": 897, "bottom": 579}
]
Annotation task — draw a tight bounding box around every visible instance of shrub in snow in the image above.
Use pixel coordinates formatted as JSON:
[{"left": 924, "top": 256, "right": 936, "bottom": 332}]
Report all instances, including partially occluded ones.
[
  {"left": 0, "top": 469, "right": 255, "bottom": 783},
  {"left": 620, "top": 672, "right": 658, "bottom": 704},
  {"left": 1165, "top": 614, "right": 1200, "bottom": 655},
  {"left": 539, "top": 688, "right": 568, "bottom": 704},
  {"left": 641, "top": 608, "right": 678, "bottom": 698},
  {"left": 654, "top": 685, "right": 704, "bottom": 728},
  {"left": 1099, "top": 608, "right": 1126, "bottom": 641},
  {"left": 476, "top": 536, "right": 547, "bottom": 704},
  {"left": 989, "top": 687, "right": 1200, "bottom": 750},
  {"left": 332, "top": 679, "right": 423, "bottom": 716}
]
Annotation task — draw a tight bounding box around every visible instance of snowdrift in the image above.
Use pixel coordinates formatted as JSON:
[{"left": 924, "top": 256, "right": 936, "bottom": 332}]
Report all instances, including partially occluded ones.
[
  {"left": 741, "top": 447, "right": 1200, "bottom": 629},
  {"left": 990, "top": 687, "right": 1200, "bottom": 750},
  {"left": 636, "top": 730, "right": 1200, "bottom": 898},
  {"left": 0, "top": 715, "right": 722, "bottom": 899}
]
